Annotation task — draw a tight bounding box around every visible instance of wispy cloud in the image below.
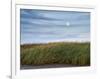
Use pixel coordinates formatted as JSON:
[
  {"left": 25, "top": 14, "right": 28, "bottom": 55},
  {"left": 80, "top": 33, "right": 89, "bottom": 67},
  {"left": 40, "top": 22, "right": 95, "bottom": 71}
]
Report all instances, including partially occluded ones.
[
  {"left": 20, "top": 9, "right": 90, "bottom": 44},
  {"left": 20, "top": 9, "right": 59, "bottom": 21}
]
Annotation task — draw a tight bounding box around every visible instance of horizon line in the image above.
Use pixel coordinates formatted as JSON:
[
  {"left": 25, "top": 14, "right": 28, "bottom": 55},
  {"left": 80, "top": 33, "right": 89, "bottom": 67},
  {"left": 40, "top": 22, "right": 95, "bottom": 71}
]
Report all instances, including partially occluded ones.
[{"left": 21, "top": 40, "right": 90, "bottom": 45}]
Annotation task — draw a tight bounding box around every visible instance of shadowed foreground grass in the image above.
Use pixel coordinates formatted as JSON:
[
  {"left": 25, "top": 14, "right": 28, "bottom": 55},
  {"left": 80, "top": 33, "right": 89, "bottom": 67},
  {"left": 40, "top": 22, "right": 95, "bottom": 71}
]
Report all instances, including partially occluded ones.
[{"left": 20, "top": 42, "right": 90, "bottom": 66}]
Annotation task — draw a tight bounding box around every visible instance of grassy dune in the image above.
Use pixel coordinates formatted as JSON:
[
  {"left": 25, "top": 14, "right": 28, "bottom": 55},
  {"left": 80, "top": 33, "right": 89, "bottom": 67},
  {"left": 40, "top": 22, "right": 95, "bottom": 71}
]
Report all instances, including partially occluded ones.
[{"left": 20, "top": 42, "right": 90, "bottom": 66}]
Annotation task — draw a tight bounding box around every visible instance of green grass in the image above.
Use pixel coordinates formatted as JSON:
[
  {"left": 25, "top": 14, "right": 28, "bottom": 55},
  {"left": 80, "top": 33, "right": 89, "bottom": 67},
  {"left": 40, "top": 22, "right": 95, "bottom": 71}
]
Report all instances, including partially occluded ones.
[{"left": 20, "top": 42, "right": 90, "bottom": 66}]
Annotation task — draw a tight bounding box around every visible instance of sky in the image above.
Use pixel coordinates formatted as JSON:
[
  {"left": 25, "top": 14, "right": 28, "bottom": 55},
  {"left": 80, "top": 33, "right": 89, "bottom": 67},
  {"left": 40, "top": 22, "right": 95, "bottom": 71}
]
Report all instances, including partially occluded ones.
[{"left": 20, "top": 9, "right": 90, "bottom": 44}]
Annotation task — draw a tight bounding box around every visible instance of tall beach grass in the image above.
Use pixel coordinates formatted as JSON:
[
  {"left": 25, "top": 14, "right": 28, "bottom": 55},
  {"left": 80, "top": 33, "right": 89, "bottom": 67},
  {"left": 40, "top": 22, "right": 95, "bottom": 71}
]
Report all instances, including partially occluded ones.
[{"left": 21, "top": 42, "right": 90, "bottom": 66}]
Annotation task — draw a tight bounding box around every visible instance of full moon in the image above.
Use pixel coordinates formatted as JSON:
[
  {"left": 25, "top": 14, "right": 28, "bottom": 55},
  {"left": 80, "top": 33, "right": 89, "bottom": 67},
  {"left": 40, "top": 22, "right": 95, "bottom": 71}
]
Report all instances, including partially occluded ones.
[{"left": 66, "top": 22, "right": 70, "bottom": 26}]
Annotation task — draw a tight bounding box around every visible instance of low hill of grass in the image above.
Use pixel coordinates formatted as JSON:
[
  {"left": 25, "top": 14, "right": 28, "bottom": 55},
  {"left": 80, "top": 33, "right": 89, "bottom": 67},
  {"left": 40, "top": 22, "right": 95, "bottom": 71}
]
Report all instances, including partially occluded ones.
[{"left": 20, "top": 42, "right": 90, "bottom": 66}]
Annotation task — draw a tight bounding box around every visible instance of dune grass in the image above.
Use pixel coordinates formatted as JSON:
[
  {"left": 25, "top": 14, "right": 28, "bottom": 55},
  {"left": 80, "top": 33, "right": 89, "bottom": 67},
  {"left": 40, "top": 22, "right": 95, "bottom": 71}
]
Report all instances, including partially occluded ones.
[{"left": 20, "top": 42, "right": 90, "bottom": 66}]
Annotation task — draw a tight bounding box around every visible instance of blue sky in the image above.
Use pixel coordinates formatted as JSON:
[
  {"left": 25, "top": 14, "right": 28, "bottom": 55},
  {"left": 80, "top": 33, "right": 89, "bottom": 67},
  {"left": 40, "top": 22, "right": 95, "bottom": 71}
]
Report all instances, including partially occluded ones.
[{"left": 20, "top": 9, "right": 90, "bottom": 44}]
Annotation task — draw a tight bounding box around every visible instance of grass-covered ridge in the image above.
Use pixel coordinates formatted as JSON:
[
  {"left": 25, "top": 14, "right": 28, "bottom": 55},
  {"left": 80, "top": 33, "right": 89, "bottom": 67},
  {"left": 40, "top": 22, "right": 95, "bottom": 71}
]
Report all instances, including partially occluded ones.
[{"left": 21, "top": 42, "right": 90, "bottom": 66}]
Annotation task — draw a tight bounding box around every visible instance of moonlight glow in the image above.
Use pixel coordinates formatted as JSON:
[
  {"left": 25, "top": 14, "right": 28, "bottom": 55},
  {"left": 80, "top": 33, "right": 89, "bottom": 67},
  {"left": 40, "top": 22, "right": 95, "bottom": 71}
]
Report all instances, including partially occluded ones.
[{"left": 66, "top": 22, "right": 70, "bottom": 26}]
